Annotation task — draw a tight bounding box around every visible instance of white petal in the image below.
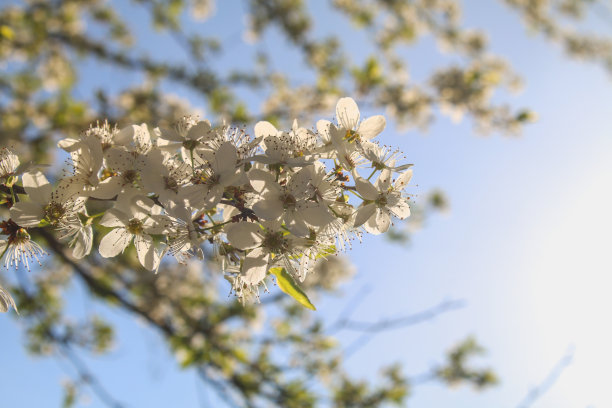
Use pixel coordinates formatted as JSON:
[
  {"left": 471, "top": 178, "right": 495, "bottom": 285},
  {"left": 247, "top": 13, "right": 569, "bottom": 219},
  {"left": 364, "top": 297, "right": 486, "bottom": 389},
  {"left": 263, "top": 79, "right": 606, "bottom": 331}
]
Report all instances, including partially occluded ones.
[
  {"left": 394, "top": 169, "right": 413, "bottom": 191},
  {"left": 144, "top": 215, "right": 172, "bottom": 234},
  {"left": 72, "top": 225, "right": 93, "bottom": 259},
  {"left": 375, "top": 168, "right": 392, "bottom": 191},
  {"left": 114, "top": 125, "right": 138, "bottom": 147},
  {"left": 99, "top": 228, "right": 132, "bottom": 258},
  {"left": 285, "top": 217, "right": 310, "bottom": 237},
  {"left": 253, "top": 197, "right": 284, "bottom": 220},
  {"left": 300, "top": 202, "right": 335, "bottom": 227},
  {"left": 353, "top": 203, "right": 376, "bottom": 228},
  {"left": 248, "top": 169, "right": 278, "bottom": 194},
  {"left": 243, "top": 248, "right": 270, "bottom": 286},
  {"left": 316, "top": 120, "right": 332, "bottom": 142},
  {"left": 211, "top": 142, "right": 237, "bottom": 175},
  {"left": 186, "top": 120, "right": 212, "bottom": 141},
  {"left": 103, "top": 147, "right": 123, "bottom": 171},
  {"left": 156, "top": 127, "right": 183, "bottom": 142},
  {"left": 55, "top": 178, "right": 86, "bottom": 202},
  {"left": 248, "top": 154, "right": 277, "bottom": 165},
  {"left": 22, "top": 171, "right": 52, "bottom": 204},
  {"left": 352, "top": 173, "right": 379, "bottom": 201},
  {"left": 365, "top": 208, "right": 390, "bottom": 235},
  {"left": 336, "top": 97, "right": 360, "bottom": 129},
  {"left": 10, "top": 201, "right": 44, "bottom": 227},
  {"left": 220, "top": 204, "right": 240, "bottom": 222},
  {"left": 89, "top": 177, "right": 122, "bottom": 199},
  {"left": 57, "top": 138, "right": 81, "bottom": 152},
  {"left": 115, "top": 124, "right": 150, "bottom": 149},
  {"left": 125, "top": 195, "right": 155, "bottom": 219},
  {"left": 219, "top": 167, "right": 243, "bottom": 187},
  {"left": 390, "top": 198, "right": 411, "bottom": 219},
  {"left": 254, "top": 121, "right": 279, "bottom": 138},
  {"left": 135, "top": 234, "right": 159, "bottom": 271},
  {"left": 99, "top": 208, "right": 129, "bottom": 227},
  {"left": 357, "top": 115, "right": 386, "bottom": 140},
  {"left": 261, "top": 219, "right": 282, "bottom": 231},
  {"left": 287, "top": 166, "right": 312, "bottom": 199},
  {"left": 203, "top": 185, "right": 224, "bottom": 209},
  {"left": 182, "top": 184, "right": 209, "bottom": 209},
  {"left": 225, "top": 222, "right": 263, "bottom": 250},
  {"left": 83, "top": 135, "right": 104, "bottom": 171}
]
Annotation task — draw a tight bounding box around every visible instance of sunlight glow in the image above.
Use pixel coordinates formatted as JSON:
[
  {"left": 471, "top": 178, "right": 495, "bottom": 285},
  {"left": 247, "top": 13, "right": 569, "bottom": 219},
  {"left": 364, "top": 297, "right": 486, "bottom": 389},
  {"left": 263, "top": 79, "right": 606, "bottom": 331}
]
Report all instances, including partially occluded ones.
[{"left": 523, "top": 155, "right": 612, "bottom": 407}]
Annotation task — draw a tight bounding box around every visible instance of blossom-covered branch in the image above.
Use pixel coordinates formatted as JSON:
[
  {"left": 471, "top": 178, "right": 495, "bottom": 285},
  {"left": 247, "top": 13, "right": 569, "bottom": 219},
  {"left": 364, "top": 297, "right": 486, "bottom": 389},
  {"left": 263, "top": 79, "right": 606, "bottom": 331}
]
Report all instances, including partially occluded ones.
[{"left": 0, "top": 97, "right": 414, "bottom": 310}]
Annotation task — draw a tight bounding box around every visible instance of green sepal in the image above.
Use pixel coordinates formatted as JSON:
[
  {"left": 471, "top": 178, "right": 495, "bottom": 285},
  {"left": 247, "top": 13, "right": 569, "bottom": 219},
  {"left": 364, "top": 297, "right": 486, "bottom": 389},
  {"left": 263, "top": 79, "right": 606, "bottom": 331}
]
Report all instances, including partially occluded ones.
[
  {"left": 268, "top": 267, "right": 316, "bottom": 311},
  {"left": 38, "top": 219, "right": 50, "bottom": 228}
]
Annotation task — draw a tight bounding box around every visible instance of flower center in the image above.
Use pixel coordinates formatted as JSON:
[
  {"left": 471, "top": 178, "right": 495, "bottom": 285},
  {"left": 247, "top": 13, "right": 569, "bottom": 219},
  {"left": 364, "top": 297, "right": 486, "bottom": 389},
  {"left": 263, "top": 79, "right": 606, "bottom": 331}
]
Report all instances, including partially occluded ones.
[
  {"left": 123, "top": 169, "right": 139, "bottom": 184},
  {"left": 375, "top": 195, "right": 387, "bottom": 207},
  {"left": 44, "top": 202, "right": 66, "bottom": 225},
  {"left": 5, "top": 225, "right": 31, "bottom": 245},
  {"left": 280, "top": 193, "right": 296, "bottom": 210},
  {"left": 344, "top": 129, "right": 360, "bottom": 143},
  {"left": 163, "top": 176, "right": 179, "bottom": 193},
  {"left": 182, "top": 139, "right": 198, "bottom": 151},
  {"left": 205, "top": 174, "right": 220, "bottom": 187},
  {"left": 262, "top": 231, "right": 289, "bottom": 254},
  {"left": 127, "top": 219, "right": 144, "bottom": 235}
]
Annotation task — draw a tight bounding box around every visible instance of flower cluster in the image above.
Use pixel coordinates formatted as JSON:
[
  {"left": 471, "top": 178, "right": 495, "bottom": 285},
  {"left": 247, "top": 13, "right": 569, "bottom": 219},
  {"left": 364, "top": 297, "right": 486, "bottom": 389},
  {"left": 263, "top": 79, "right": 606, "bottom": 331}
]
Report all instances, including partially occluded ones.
[{"left": 0, "top": 97, "right": 413, "bottom": 308}]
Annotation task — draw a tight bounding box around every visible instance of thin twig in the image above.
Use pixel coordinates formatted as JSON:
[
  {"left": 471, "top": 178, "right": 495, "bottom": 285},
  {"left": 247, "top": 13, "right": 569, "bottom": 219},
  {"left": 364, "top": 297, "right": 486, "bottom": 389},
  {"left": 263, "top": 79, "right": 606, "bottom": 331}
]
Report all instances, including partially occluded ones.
[
  {"left": 516, "top": 345, "right": 574, "bottom": 408},
  {"left": 338, "top": 298, "right": 466, "bottom": 333},
  {"left": 339, "top": 299, "right": 466, "bottom": 359}
]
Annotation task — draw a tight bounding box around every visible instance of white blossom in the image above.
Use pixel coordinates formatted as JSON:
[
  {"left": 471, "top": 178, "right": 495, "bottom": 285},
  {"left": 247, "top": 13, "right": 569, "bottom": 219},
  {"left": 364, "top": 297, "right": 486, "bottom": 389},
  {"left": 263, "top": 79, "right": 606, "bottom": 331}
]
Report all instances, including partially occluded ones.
[
  {"left": 98, "top": 197, "right": 168, "bottom": 271},
  {"left": 352, "top": 168, "right": 413, "bottom": 234},
  {"left": 335, "top": 97, "right": 386, "bottom": 143},
  {"left": 0, "top": 148, "right": 19, "bottom": 180},
  {"left": 0, "top": 222, "right": 46, "bottom": 271},
  {"left": 156, "top": 116, "right": 215, "bottom": 161},
  {"left": 183, "top": 141, "right": 244, "bottom": 209},
  {"left": 249, "top": 166, "right": 334, "bottom": 236},
  {"left": 10, "top": 171, "right": 83, "bottom": 228}
]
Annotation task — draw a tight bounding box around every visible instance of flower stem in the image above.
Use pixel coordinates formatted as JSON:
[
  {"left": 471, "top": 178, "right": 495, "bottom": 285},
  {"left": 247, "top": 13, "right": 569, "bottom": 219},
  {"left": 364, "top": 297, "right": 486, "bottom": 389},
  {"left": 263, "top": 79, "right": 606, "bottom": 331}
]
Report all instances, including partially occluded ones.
[{"left": 366, "top": 168, "right": 377, "bottom": 181}]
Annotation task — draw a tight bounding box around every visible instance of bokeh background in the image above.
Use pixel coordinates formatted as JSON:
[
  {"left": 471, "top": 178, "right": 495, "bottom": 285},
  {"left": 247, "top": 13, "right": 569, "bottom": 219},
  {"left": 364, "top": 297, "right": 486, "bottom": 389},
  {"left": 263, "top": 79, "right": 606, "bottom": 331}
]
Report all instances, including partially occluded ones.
[{"left": 1, "top": 1, "right": 611, "bottom": 407}]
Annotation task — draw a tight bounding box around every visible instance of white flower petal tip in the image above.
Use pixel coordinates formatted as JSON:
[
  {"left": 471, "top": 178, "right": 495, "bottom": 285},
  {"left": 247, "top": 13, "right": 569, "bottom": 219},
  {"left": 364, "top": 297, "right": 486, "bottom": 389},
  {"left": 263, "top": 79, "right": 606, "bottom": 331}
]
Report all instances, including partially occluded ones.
[{"left": 336, "top": 97, "right": 360, "bottom": 130}]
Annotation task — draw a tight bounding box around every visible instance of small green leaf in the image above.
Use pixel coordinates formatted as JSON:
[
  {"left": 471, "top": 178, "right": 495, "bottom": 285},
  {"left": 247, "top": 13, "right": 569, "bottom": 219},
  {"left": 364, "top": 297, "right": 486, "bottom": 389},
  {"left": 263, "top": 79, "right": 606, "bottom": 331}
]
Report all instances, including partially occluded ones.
[
  {"left": 269, "top": 267, "right": 316, "bottom": 311},
  {"left": 38, "top": 219, "right": 50, "bottom": 228}
]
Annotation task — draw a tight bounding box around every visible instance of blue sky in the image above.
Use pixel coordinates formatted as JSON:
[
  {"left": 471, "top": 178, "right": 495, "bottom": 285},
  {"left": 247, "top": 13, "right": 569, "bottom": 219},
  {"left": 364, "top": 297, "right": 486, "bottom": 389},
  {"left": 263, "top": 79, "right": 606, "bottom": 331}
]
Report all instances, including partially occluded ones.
[{"left": 1, "top": 1, "right": 612, "bottom": 407}]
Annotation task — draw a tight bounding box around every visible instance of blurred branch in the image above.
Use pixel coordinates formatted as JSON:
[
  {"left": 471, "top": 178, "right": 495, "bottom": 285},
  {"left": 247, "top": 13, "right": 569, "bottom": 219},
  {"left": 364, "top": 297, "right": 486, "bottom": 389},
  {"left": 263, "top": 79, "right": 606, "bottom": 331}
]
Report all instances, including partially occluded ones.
[
  {"left": 333, "top": 298, "right": 466, "bottom": 359},
  {"left": 334, "top": 298, "right": 466, "bottom": 333},
  {"left": 37, "top": 229, "right": 175, "bottom": 335},
  {"left": 16, "top": 270, "right": 125, "bottom": 408},
  {"left": 35, "top": 229, "right": 323, "bottom": 407},
  {"left": 516, "top": 345, "right": 574, "bottom": 408},
  {"left": 196, "top": 367, "right": 244, "bottom": 408}
]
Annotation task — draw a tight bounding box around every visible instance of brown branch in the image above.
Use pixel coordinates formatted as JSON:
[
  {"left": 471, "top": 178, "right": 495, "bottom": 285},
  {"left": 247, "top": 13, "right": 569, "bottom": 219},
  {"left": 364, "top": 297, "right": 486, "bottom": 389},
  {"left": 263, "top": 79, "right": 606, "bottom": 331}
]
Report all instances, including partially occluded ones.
[
  {"left": 36, "top": 228, "right": 175, "bottom": 336},
  {"left": 36, "top": 228, "right": 311, "bottom": 407}
]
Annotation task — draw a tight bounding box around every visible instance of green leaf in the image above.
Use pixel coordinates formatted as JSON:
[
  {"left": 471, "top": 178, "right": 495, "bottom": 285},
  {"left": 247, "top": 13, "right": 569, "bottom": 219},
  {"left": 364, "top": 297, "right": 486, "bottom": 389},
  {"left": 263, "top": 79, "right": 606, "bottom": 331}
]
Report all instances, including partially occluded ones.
[{"left": 269, "top": 267, "right": 316, "bottom": 311}]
